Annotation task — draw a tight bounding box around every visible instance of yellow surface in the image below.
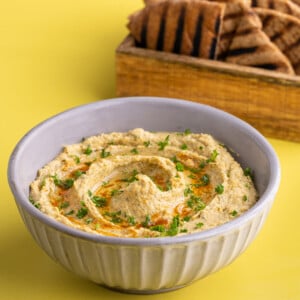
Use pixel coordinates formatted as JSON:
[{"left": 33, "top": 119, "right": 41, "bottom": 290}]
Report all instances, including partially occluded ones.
[{"left": 1, "top": 1, "right": 300, "bottom": 299}]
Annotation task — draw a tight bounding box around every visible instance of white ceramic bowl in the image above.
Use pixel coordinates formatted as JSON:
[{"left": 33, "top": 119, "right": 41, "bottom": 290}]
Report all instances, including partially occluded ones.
[{"left": 8, "top": 97, "right": 280, "bottom": 293}]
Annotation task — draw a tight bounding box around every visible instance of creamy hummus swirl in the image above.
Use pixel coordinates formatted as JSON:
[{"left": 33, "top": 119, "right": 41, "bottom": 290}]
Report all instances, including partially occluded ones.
[{"left": 29, "top": 128, "right": 257, "bottom": 238}]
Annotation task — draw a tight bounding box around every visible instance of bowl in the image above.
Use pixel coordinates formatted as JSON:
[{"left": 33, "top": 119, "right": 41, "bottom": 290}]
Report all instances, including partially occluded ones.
[{"left": 7, "top": 97, "right": 280, "bottom": 294}]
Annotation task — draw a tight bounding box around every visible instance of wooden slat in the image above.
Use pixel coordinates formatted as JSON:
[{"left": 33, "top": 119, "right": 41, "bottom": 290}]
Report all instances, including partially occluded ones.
[{"left": 116, "top": 36, "right": 300, "bottom": 142}]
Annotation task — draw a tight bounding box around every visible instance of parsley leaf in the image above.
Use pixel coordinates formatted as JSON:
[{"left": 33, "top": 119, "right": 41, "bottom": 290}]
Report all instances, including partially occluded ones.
[
  {"left": 175, "top": 162, "right": 184, "bottom": 172},
  {"left": 184, "top": 128, "right": 191, "bottom": 135},
  {"left": 158, "top": 135, "right": 170, "bottom": 151},
  {"left": 244, "top": 167, "right": 253, "bottom": 179},
  {"left": 215, "top": 184, "right": 224, "bottom": 194},
  {"left": 52, "top": 175, "right": 74, "bottom": 190},
  {"left": 101, "top": 148, "right": 111, "bottom": 158},
  {"left": 76, "top": 207, "right": 88, "bottom": 219},
  {"left": 84, "top": 145, "right": 92, "bottom": 155},
  {"left": 166, "top": 215, "right": 180, "bottom": 236},
  {"left": 130, "top": 148, "right": 139, "bottom": 154},
  {"left": 207, "top": 149, "right": 219, "bottom": 163},
  {"left": 122, "top": 169, "right": 139, "bottom": 183},
  {"left": 180, "top": 143, "right": 188, "bottom": 150}
]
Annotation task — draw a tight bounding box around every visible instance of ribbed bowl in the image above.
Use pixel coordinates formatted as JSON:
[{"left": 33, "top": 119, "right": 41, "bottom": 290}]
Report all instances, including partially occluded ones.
[{"left": 8, "top": 97, "right": 280, "bottom": 293}]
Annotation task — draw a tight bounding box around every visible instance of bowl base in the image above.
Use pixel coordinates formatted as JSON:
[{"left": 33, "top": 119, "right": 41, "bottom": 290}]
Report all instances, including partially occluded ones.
[{"left": 103, "top": 283, "right": 188, "bottom": 294}]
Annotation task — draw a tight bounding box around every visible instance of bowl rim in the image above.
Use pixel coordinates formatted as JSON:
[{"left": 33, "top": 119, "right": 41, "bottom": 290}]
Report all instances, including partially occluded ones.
[{"left": 7, "top": 96, "right": 281, "bottom": 246}]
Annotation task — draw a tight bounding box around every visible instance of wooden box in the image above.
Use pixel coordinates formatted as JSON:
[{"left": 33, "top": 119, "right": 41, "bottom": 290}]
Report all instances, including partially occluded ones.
[{"left": 116, "top": 36, "right": 300, "bottom": 143}]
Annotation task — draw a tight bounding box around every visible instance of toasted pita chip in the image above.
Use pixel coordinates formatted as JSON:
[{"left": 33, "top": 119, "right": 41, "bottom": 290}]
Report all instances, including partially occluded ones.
[
  {"left": 250, "top": 0, "right": 300, "bottom": 18},
  {"left": 221, "top": 6, "right": 294, "bottom": 74},
  {"left": 217, "top": 2, "right": 257, "bottom": 58},
  {"left": 128, "top": 0, "right": 225, "bottom": 59},
  {"left": 290, "top": 0, "right": 300, "bottom": 6},
  {"left": 254, "top": 8, "right": 300, "bottom": 74},
  {"left": 144, "top": 0, "right": 162, "bottom": 5},
  {"left": 145, "top": 0, "right": 253, "bottom": 5}
]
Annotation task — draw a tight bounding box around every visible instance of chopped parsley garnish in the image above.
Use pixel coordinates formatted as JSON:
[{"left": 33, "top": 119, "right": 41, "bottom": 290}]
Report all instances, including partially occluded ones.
[
  {"left": 184, "top": 128, "right": 191, "bottom": 135},
  {"left": 180, "top": 143, "right": 188, "bottom": 150},
  {"left": 184, "top": 187, "right": 193, "bottom": 197},
  {"left": 157, "top": 135, "right": 170, "bottom": 151},
  {"left": 127, "top": 216, "right": 136, "bottom": 225},
  {"left": 122, "top": 169, "right": 139, "bottom": 183},
  {"left": 150, "top": 225, "right": 166, "bottom": 233},
  {"left": 244, "top": 167, "right": 253, "bottom": 179},
  {"left": 111, "top": 189, "right": 123, "bottom": 196},
  {"left": 52, "top": 175, "right": 74, "bottom": 190},
  {"left": 88, "top": 190, "right": 107, "bottom": 207},
  {"left": 243, "top": 195, "right": 248, "bottom": 201},
  {"left": 187, "top": 195, "right": 206, "bottom": 211},
  {"left": 199, "top": 161, "right": 206, "bottom": 169},
  {"left": 92, "top": 195, "right": 107, "bottom": 207},
  {"left": 65, "top": 209, "right": 74, "bottom": 216},
  {"left": 141, "top": 215, "right": 151, "bottom": 227},
  {"left": 144, "top": 141, "right": 150, "bottom": 147},
  {"left": 76, "top": 207, "right": 88, "bottom": 219},
  {"left": 230, "top": 210, "right": 238, "bottom": 217},
  {"left": 86, "top": 218, "right": 93, "bottom": 224},
  {"left": 38, "top": 178, "right": 46, "bottom": 190},
  {"left": 215, "top": 184, "right": 224, "bottom": 194},
  {"left": 183, "top": 216, "right": 191, "bottom": 222},
  {"left": 29, "top": 197, "right": 41, "bottom": 209},
  {"left": 101, "top": 148, "right": 111, "bottom": 158},
  {"left": 59, "top": 201, "right": 70, "bottom": 209},
  {"left": 188, "top": 173, "right": 196, "bottom": 179},
  {"left": 189, "top": 167, "right": 200, "bottom": 174},
  {"left": 73, "top": 155, "right": 80, "bottom": 164},
  {"left": 166, "top": 215, "right": 180, "bottom": 236},
  {"left": 104, "top": 211, "right": 122, "bottom": 223},
  {"left": 74, "top": 170, "right": 84, "bottom": 179},
  {"left": 201, "top": 174, "right": 210, "bottom": 186},
  {"left": 175, "top": 162, "right": 184, "bottom": 172},
  {"left": 196, "top": 222, "right": 204, "bottom": 228},
  {"left": 84, "top": 145, "right": 92, "bottom": 155},
  {"left": 165, "top": 181, "right": 172, "bottom": 191},
  {"left": 130, "top": 148, "right": 139, "bottom": 154},
  {"left": 207, "top": 149, "right": 219, "bottom": 163}
]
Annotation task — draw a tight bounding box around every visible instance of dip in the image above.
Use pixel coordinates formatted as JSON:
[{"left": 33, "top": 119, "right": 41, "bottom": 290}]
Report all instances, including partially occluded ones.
[{"left": 29, "top": 128, "right": 257, "bottom": 238}]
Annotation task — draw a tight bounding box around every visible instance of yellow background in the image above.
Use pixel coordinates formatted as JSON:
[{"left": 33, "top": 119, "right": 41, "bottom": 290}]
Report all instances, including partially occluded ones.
[{"left": 1, "top": 1, "right": 300, "bottom": 299}]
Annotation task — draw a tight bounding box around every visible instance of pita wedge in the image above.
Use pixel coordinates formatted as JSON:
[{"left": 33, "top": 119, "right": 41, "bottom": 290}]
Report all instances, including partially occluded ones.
[
  {"left": 128, "top": 0, "right": 225, "bottom": 59},
  {"left": 145, "top": 0, "right": 253, "bottom": 5},
  {"left": 254, "top": 8, "right": 300, "bottom": 74},
  {"left": 220, "top": 6, "right": 294, "bottom": 74},
  {"left": 290, "top": 0, "right": 300, "bottom": 6},
  {"left": 250, "top": 0, "right": 300, "bottom": 18},
  {"left": 217, "top": 2, "right": 257, "bottom": 58},
  {"left": 144, "top": 0, "right": 163, "bottom": 4}
]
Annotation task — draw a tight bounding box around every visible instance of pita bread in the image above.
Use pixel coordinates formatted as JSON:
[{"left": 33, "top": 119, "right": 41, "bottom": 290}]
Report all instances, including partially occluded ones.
[
  {"left": 217, "top": 2, "right": 257, "bottom": 58},
  {"left": 128, "top": 0, "right": 225, "bottom": 59},
  {"left": 254, "top": 8, "right": 300, "bottom": 74},
  {"left": 145, "top": 0, "right": 253, "bottom": 5},
  {"left": 220, "top": 6, "right": 294, "bottom": 74},
  {"left": 144, "top": 0, "right": 162, "bottom": 5},
  {"left": 290, "top": 0, "right": 300, "bottom": 6},
  {"left": 130, "top": 0, "right": 297, "bottom": 74},
  {"left": 251, "top": 0, "right": 300, "bottom": 18}
]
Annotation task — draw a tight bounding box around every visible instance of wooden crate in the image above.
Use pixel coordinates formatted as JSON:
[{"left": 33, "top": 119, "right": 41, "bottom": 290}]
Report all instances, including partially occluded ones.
[{"left": 116, "top": 35, "right": 300, "bottom": 143}]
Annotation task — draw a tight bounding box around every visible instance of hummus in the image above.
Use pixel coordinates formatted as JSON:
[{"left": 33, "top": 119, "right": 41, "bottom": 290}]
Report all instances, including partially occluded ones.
[{"left": 29, "top": 128, "right": 257, "bottom": 238}]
